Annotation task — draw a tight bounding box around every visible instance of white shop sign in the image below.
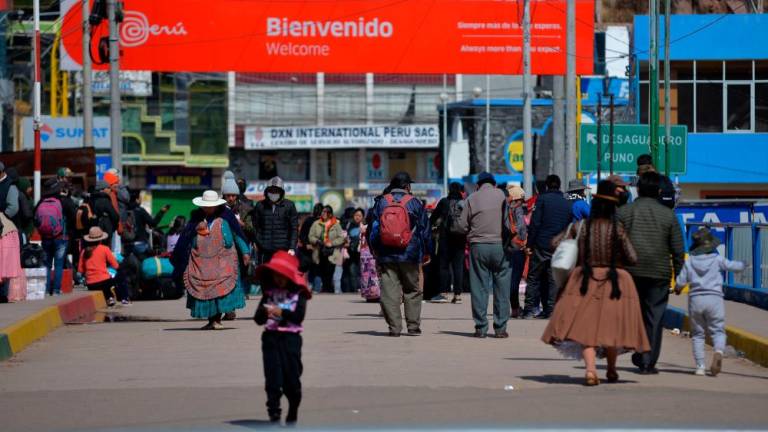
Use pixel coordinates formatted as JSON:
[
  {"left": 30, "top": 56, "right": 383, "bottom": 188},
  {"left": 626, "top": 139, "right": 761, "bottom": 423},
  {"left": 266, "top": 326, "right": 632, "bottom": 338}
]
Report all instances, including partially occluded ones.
[{"left": 245, "top": 124, "right": 439, "bottom": 149}]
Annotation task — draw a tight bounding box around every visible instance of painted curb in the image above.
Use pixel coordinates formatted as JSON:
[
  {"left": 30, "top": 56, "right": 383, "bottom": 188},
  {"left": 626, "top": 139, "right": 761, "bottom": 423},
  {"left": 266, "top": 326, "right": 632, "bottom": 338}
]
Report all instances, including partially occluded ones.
[
  {"left": 664, "top": 306, "right": 768, "bottom": 368},
  {"left": 0, "top": 292, "right": 106, "bottom": 361},
  {"left": 0, "top": 333, "right": 11, "bottom": 362}
]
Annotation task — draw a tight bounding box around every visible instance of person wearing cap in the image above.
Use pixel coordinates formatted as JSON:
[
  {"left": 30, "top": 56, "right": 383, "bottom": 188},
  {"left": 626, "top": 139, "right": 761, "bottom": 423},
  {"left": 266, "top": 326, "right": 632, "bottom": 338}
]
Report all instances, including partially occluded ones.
[
  {"left": 88, "top": 180, "right": 120, "bottom": 243},
  {"left": 505, "top": 184, "right": 528, "bottom": 318},
  {"left": 524, "top": 174, "right": 572, "bottom": 319},
  {"left": 674, "top": 227, "right": 745, "bottom": 377},
  {"left": 456, "top": 172, "right": 511, "bottom": 338},
  {"left": 369, "top": 172, "right": 431, "bottom": 337},
  {"left": 606, "top": 175, "right": 631, "bottom": 206},
  {"left": 566, "top": 179, "right": 591, "bottom": 222},
  {"left": 253, "top": 251, "right": 312, "bottom": 424},
  {"left": 104, "top": 168, "right": 131, "bottom": 251},
  {"left": 183, "top": 190, "right": 250, "bottom": 330},
  {"left": 34, "top": 178, "right": 77, "bottom": 296},
  {"left": 618, "top": 171, "right": 685, "bottom": 374},
  {"left": 635, "top": 154, "right": 677, "bottom": 209},
  {"left": 79, "top": 226, "right": 120, "bottom": 307},
  {"left": 249, "top": 176, "right": 299, "bottom": 265}
]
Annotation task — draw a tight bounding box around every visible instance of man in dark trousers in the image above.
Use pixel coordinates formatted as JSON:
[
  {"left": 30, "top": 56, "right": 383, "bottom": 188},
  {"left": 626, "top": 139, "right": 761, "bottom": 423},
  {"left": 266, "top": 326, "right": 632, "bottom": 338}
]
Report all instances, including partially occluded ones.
[
  {"left": 429, "top": 181, "right": 466, "bottom": 304},
  {"left": 250, "top": 176, "right": 299, "bottom": 265},
  {"left": 619, "top": 172, "right": 685, "bottom": 374},
  {"left": 523, "top": 175, "right": 572, "bottom": 319}
]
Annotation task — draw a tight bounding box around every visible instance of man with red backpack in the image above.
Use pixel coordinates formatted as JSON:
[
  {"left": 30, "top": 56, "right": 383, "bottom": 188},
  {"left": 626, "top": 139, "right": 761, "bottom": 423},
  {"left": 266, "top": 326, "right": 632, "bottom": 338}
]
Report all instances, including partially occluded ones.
[
  {"left": 369, "top": 172, "right": 431, "bottom": 337},
  {"left": 34, "top": 179, "right": 76, "bottom": 296}
]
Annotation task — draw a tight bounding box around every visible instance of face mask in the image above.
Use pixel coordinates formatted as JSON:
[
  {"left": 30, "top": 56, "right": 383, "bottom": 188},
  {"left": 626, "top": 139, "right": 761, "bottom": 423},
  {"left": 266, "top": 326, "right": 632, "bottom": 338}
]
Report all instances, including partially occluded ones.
[
  {"left": 618, "top": 191, "right": 630, "bottom": 206},
  {"left": 267, "top": 193, "right": 281, "bottom": 203}
]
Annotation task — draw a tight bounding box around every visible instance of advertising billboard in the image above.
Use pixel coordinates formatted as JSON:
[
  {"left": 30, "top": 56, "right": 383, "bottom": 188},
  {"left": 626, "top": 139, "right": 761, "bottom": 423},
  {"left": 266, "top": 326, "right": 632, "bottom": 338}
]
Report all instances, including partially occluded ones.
[{"left": 60, "top": 0, "right": 594, "bottom": 74}]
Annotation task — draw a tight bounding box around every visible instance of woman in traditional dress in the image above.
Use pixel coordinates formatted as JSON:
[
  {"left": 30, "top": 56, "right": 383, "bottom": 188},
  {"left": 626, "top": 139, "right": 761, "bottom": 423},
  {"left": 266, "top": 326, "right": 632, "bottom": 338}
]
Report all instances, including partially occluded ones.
[
  {"left": 183, "top": 190, "right": 250, "bottom": 330},
  {"left": 541, "top": 180, "right": 650, "bottom": 386}
]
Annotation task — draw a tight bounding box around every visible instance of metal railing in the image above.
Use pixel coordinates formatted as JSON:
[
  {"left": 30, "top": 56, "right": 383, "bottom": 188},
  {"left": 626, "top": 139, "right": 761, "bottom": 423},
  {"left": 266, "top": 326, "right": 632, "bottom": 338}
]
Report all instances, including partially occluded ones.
[{"left": 684, "top": 222, "right": 766, "bottom": 291}]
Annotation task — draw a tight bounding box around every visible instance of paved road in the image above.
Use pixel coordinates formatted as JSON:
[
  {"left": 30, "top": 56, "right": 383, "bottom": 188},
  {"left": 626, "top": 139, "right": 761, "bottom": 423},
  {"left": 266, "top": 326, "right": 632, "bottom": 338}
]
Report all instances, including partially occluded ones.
[{"left": 2, "top": 295, "right": 767, "bottom": 431}]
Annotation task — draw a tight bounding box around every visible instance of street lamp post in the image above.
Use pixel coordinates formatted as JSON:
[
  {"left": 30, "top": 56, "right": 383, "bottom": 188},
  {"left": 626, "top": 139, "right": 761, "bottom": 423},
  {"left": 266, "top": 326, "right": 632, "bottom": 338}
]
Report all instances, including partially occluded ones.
[
  {"left": 485, "top": 75, "right": 490, "bottom": 172},
  {"left": 440, "top": 93, "right": 450, "bottom": 196},
  {"left": 472, "top": 86, "right": 484, "bottom": 175}
]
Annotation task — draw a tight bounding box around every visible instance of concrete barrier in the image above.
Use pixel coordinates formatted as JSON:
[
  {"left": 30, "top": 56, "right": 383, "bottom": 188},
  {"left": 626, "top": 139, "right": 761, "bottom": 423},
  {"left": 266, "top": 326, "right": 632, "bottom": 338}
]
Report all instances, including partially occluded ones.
[{"left": 0, "top": 292, "right": 106, "bottom": 361}]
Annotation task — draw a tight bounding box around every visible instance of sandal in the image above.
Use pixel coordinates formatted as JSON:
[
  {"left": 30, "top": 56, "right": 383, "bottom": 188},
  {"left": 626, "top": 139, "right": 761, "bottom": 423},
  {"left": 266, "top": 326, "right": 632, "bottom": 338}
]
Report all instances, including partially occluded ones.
[{"left": 585, "top": 371, "right": 600, "bottom": 386}]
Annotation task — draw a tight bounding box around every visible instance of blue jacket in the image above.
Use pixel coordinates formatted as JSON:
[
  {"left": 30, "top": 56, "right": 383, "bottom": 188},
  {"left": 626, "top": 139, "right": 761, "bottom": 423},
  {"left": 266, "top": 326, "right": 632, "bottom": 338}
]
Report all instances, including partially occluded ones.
[
  {"left": 527, "top": 190, "right": 572, "bottom": 252},
  {"left": 369, "top": 189, "right": 431, "bottom": 264}
]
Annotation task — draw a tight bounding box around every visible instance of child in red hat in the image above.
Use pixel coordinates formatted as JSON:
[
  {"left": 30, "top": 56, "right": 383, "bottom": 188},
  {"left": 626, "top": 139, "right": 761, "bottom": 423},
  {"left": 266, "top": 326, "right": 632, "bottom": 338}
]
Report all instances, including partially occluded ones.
[{"left": 253, "top": 250, "right": 311, "bottom": 425}]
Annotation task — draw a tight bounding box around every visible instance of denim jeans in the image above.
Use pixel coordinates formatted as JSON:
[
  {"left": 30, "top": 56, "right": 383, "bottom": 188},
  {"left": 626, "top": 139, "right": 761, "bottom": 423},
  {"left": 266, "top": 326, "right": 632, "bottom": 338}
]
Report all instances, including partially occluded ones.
[{"left": 42, "top": 239, "right": 68, "bottom": 295}]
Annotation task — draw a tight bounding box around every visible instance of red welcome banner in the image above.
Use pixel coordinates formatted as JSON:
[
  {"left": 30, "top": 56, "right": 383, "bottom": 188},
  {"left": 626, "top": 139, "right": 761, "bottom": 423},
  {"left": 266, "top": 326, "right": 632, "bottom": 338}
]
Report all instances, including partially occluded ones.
[{"left": 60, "top": 0, "right": 594, "bottom": 74}]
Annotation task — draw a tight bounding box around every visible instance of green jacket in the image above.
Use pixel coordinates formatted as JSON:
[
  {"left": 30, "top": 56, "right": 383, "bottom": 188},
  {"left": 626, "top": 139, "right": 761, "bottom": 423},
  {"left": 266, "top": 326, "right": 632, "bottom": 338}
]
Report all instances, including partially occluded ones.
[{"left": 618, "top": 197, "right": 685, "bottom": 281}]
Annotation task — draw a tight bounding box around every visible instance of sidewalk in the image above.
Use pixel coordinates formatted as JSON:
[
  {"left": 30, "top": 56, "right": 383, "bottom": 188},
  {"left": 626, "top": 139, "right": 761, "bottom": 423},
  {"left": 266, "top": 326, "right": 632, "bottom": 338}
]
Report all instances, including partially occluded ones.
[
  {"left": 665, "top": 293, "right": 768, "bottom": 367},
  {"left": 0, "top": 290, "right": 106, "bottom": 361}
]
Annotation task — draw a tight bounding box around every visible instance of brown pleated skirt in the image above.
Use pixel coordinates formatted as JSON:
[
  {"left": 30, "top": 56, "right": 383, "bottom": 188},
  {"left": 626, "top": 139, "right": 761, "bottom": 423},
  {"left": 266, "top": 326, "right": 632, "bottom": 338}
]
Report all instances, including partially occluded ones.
[{"left": 541, "top": 267, "right": 650, "bottom": 355}]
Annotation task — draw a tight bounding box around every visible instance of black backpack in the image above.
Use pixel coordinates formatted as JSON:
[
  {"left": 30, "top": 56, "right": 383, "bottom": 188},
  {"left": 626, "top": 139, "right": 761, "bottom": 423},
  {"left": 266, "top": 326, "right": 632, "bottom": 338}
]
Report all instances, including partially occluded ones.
[
  {"left": 121, "top": 209, "right": 137, "bottom": 242},
  {"left": 447, "top": 199, "right": 466, "bottom": 236},
  {"left": 21, "top": 243, "right": 45, "bottom": 268}
]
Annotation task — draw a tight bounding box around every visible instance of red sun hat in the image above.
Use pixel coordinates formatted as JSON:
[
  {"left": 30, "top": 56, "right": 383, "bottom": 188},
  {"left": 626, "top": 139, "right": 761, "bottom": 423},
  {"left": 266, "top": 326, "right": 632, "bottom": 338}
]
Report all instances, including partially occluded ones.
[{"left": 254, "top": 251, "right": 310, "bottom": 294}]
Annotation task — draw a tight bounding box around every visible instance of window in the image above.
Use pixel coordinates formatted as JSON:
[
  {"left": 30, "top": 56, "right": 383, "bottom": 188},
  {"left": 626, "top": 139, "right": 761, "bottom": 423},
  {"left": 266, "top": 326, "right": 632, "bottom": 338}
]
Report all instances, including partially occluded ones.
[
  {"left": 676, "top": 83, "right": 694, "bottom": 131},
  {"left": 757, "top": 61, "right": 768, "bottom": 80},
  {"left": 726, "top": 84, "right": 752, "bottom": 131},
  {"left": 697, "top": 61, "right": 723, "bottom": 81},
  {"left": 639, "top": 60, "right": 767, "bottom": 132},
  {"left": 696, "top": 83, "right": 723, "bottom": 132},
  {"left": 726, "top": 61, "right": 753, "bottom": 81},
  {"left": 757, "top": 83, "right": 768, "bottom": 132}
]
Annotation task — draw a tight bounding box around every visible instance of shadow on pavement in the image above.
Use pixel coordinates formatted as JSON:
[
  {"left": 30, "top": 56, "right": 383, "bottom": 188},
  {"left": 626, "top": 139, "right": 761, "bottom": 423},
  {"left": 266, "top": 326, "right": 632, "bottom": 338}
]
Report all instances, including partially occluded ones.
[
  {"left": 518, "top": 374, "right": 587, "bottom": 385},
  {"left": 344, "top": 330, "right": 394, "bottom": 337},
  {"left": 227, "top": 419, "right": 278, "bottom": 429},
  {"left": 439, "top": 330, "right": 479, "bottom": 338},
  {"left": 505, "top": 357, "right": 572, "bottom": 361},
  {"left": 163, "top": 327, "right": 238, "bottom": 332}
]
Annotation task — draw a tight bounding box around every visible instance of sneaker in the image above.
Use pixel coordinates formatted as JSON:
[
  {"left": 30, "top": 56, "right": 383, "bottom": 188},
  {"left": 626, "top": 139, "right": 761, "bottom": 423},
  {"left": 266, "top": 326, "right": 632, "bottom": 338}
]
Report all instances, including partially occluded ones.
[
  {"left": 451, "top": 294, "right": 463, "bottom": 304},
  {"left": 710, "top": 351, "right": 723, "bottom": 377},
  {"left": 407, "top": 328, "right": 422, "bottom": 336},
  {"left": 212, "top": 322, "right": 225, "bottom": 330},
  {"left": 120, "top": 299, "right": 130, "bottom": 305},
  {"left": 473, "top": 329, "right": 487, "bottom": 338},
  {"left": 430, "top": 294, "right": 449, "bottom": 303},
  {"left": 695, "top": 366, "right": 706, "bottom": 376},
  {"left": 494, "top": 330, "right": 509, "bottom": 338},
  {"left": 107, "top": 297, "right": 116, "bottom": 307}
]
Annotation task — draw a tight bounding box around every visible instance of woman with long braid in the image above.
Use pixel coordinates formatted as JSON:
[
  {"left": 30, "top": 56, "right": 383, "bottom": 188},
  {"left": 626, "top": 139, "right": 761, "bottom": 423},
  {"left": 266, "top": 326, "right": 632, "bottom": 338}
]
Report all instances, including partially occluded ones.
[{"left": 541, "top": 180, "right": 650, "bottom": 386}]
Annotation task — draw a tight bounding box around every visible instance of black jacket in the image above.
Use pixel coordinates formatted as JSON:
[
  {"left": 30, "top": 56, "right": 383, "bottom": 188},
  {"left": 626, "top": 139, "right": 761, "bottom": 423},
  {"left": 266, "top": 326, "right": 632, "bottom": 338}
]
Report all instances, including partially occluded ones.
[
  {"left": 527, "top": 190, "right": 572, "bottom": 252},
  {"left": 90, "top": 191, "right": 119, "bottom": 236},
  {"left": 125, "top": 202, "right": 165, "bottom": 243},
  {"left": 250, "top": 195, "right": 299, "bottom": 253}
]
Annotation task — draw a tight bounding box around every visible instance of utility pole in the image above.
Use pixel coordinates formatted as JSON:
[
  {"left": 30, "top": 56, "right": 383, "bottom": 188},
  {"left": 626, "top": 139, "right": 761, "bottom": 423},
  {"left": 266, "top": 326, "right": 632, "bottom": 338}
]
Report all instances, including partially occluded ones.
[
  {"left": 107, "top": 0, "right": 122, "bottom": 174},
  {"left": 609, "top": 93, "right": 615, "bottom": 174},
  {"left": 565, "top": 0, "right": 577, "bottom": 183},
  {"left": 596, "top": 94, "right": 602, "bottom": 180},
  {"left": 553, "top": 76, "right": 565, "bottom": 184},
  {"left": 649, "top": 0, "right": 660, "bottom": 169},
  {"left": 485, "top": 74, "right": 490, "bottom": 172},
  {"left": 522, "top": 0, "right": 533, "bottom": 194},
  {"left": 33, "top": 0, "right": 41, "bottom": 203},
  {"left": 82, "top": 0, "right": 93, "bottom": 148},
  {"left": 663, "top": 0, "right": 671, "bottom": 176}
]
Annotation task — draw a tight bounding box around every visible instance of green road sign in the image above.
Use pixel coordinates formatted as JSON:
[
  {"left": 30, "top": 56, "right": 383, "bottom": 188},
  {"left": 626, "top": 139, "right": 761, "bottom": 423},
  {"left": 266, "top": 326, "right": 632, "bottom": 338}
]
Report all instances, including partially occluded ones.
[{"left": 578, "top": 124, "right": 687, "bottom": 174}]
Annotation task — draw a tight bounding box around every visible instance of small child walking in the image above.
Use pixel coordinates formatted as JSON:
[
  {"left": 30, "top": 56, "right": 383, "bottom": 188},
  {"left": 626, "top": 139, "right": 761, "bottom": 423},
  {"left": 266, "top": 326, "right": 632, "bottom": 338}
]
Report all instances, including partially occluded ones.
[
  {"left": 674, "top": 227, "right": 745, "bottom": 377},
  {"left": 253, "top": 251, "right": 311, "bottom": 425},
  {"left": 78, "top": 226, "right": 120, "bottom": 307}
]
